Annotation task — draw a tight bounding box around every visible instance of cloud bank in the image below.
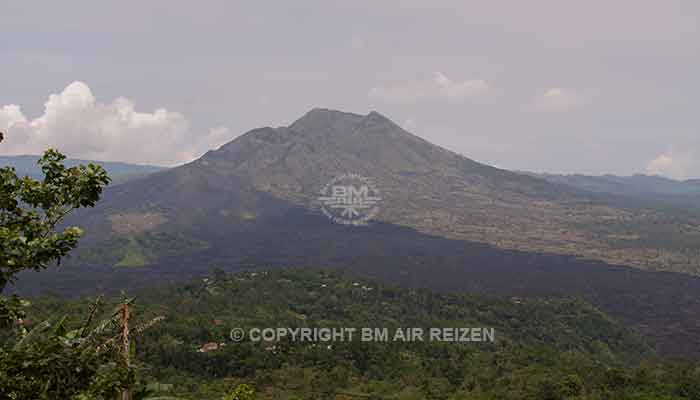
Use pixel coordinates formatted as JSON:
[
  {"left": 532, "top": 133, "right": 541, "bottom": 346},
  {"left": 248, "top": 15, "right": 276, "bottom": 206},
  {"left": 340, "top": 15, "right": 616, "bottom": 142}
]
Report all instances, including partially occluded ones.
[{"left": 0, "top": 82, "right": 233, "bottom": 166}]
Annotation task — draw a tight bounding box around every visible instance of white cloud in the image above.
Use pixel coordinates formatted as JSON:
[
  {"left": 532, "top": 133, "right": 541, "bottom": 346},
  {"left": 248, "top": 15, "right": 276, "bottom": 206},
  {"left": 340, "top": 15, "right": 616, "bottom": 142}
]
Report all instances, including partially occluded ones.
[
  {"left": 0, "top": 105, "right": 28, "bottom": 128},
  {"left": 0, "top": 82, "right": 233, "bottom": 166},
  {"left": 533, "top": 88, "right": 582, "bottom": 111},
  {"left": 432, "top": 72, "right": 489, "bottom": 99},
  {"left": 369, "top": 72, "right": 489, "bottom": 103},
  {"left": 646, "top": 150, "right": 696, "bottom": 180}
]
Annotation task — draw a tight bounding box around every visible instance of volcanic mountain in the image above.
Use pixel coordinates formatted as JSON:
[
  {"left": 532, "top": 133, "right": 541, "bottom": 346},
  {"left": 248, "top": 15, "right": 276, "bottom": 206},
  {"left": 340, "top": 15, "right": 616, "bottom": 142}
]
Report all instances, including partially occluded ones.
[
  {"left": 14, "top": 108, "right": 700, "bottom": 358},
  {"left": 70, "top": 108, "right": 700, "bottom": 274},
  {"left": 67, "top": 109, "right": 568, "bottom": 262}
]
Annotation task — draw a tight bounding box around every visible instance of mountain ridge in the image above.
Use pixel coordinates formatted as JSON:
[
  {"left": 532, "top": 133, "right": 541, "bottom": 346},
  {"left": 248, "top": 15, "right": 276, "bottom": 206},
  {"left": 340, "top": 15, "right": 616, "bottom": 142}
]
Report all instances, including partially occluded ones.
[
  {"left": 526, "top": 171, "right": 700, "bottom": 196},
  {"left": 0, "top": 154, "right": 165, "bottom": 185}
]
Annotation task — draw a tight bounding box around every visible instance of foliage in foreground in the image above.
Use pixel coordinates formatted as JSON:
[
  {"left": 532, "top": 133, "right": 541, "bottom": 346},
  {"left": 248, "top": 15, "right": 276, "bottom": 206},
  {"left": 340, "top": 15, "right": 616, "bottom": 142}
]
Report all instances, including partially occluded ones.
[{"left": 0, "top": 148, "right": 128, "bottom": 399}]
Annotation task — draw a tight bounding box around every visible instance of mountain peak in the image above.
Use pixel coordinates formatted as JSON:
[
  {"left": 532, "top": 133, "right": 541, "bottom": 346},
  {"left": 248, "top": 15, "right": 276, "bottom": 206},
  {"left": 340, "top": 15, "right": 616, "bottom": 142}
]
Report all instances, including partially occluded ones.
[
  {"left": 211, "top": 108, "right": 406, "bottom": 162},
  {"left": 293, "top": 108, "right": 363, "bottom": 125},
  {"left": 366, "top": 110, "right": 389, "bottom": 121},
  {"left": 289, "top": 108, "right": 369, "bottom": 138},
  {"left": 292, "top": 108, "right": 396, "bottom": 125},
  {"left": 360, "top": 110, "right": 398, "bottom": 129},
  {"left": 290, "top": 108, "right": 400, "bottom": 138}
]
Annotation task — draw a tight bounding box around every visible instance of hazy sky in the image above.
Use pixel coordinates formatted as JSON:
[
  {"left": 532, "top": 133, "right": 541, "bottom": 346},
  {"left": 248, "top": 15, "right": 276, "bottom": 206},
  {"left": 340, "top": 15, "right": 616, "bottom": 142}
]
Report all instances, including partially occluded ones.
[{"left": 1, "top": 1, "right": 698, "bottom": 178}]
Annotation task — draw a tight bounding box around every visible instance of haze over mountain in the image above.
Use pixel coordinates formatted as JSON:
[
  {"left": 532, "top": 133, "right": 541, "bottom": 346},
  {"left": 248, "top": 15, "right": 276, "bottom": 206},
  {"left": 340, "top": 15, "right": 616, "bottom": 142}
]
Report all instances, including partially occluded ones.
[
  {"left": 528, "top": 172, "right": 700, "bottom": 197},
  {"left": 0, "top": 155, "right": 164, "bottom": 185}
]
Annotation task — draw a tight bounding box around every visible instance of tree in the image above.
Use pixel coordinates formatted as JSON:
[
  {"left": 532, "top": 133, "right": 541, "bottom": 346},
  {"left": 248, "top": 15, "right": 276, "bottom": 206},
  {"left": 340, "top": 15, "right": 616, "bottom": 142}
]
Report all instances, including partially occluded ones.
[
  {"left": 0, "top": 148, "right": 109, "bottom": 294},
  {"left": 0, "top": 147, "right": 115, "bottom": 399}
]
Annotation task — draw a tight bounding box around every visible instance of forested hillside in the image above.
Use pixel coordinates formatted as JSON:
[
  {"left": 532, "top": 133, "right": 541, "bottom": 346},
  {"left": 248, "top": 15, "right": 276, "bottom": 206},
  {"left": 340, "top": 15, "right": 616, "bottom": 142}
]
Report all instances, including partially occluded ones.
[{"left": 26, "top": 269, "right": 700, "bottom": 399}]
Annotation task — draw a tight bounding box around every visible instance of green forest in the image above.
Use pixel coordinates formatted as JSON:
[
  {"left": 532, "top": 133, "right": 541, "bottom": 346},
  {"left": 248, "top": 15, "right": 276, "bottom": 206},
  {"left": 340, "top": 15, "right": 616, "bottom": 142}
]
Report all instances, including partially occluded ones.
[{"left": 13, "top": 268, "right": 700, "bottom": 399}]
